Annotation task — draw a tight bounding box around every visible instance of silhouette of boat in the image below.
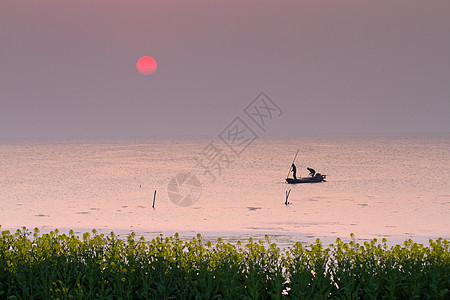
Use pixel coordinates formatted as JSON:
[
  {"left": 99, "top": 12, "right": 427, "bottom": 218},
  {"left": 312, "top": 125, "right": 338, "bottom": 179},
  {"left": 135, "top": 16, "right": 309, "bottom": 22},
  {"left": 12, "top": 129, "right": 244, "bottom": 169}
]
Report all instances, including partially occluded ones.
[{"left": 286, "top": 173, "right": 326, "bottom": 184}]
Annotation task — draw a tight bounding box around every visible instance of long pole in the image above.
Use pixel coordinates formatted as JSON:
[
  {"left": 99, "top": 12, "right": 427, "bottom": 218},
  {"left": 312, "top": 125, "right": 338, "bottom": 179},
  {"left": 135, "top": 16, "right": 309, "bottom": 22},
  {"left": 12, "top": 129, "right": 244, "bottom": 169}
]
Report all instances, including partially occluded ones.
[{"left": 286, "top": 149, "right": 299, "bottom": 179}]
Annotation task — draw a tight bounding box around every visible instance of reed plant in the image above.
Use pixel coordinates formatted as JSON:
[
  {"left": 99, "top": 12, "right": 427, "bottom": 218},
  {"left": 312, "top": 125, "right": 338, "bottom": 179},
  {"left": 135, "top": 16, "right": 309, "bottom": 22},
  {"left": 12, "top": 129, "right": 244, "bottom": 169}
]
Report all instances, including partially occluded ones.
[{"left": 1, "top": 226, "right": 449, "bottom": 299}]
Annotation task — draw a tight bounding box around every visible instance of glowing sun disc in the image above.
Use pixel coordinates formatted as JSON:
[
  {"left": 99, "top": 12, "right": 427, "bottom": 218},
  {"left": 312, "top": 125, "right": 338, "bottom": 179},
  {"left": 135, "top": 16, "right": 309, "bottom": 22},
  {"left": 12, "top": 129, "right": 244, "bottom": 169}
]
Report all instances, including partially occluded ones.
[{"left": 136, "top": 56, "right": 157, "bottom": 75}]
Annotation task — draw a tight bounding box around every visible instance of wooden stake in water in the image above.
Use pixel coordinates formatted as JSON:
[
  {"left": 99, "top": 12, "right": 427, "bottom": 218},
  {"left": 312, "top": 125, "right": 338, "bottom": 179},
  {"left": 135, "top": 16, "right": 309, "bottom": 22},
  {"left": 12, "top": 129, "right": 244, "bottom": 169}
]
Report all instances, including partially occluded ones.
[
  {"left": 285, "top": 189, "right": 291, "bottom": 205},
  {"left": 152, "top": 190, "right": 156, "bottom": 209}
]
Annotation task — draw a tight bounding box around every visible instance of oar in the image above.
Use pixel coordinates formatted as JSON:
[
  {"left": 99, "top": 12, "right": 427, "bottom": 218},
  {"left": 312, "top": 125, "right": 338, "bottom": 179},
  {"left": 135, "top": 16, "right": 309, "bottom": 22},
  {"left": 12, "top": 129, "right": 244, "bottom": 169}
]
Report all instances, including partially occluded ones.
[{"left": 286, "top": 149, "right": 299, "bottom": 179}]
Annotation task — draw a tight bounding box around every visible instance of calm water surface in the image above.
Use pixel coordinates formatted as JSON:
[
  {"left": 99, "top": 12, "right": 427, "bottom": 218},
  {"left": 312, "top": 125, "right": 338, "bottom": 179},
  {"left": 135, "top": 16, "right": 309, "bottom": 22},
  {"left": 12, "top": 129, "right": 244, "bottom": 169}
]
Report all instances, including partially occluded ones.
[{"left": 1, "top": 136, "right": 449, "bottom": 246}]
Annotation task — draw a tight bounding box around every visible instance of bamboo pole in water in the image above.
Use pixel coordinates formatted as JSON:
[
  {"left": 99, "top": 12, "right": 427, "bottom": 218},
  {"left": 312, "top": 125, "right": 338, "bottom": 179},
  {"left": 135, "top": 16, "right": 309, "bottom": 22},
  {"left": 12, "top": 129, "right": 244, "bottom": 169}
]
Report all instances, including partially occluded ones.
[{"left": 285, "top": 189, "right": 291, "bottom": 205}]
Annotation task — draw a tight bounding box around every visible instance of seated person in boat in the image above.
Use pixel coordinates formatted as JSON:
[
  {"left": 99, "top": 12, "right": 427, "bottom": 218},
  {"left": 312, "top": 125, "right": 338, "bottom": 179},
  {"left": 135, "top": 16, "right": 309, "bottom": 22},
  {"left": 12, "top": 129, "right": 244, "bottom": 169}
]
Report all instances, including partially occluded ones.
[{"left": 307, "top": 167, "right": 315, "bottom": 177}]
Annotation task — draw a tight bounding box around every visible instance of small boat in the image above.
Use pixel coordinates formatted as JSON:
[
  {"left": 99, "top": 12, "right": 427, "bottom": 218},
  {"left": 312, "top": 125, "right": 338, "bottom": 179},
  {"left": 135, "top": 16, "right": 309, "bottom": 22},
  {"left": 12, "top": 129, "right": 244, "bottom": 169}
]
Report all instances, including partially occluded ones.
[{"left": 286, "top": 173, "right": 326, "bottom": 184}]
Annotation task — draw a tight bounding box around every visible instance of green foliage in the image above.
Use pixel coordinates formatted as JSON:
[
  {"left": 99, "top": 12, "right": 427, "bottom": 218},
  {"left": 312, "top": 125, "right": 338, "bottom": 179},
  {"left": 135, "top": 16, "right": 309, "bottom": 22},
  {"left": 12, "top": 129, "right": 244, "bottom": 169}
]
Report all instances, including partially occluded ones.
[{"left": 0, "top": 225, "right": 449, "bottom": 299}]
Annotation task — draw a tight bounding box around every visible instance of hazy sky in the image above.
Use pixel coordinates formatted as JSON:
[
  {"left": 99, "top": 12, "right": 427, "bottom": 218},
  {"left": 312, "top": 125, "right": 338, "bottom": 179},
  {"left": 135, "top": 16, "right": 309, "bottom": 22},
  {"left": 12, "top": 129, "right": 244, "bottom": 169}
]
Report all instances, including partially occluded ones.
[{"left": 1, "top": 1, "right": 449, "bottom": 139}]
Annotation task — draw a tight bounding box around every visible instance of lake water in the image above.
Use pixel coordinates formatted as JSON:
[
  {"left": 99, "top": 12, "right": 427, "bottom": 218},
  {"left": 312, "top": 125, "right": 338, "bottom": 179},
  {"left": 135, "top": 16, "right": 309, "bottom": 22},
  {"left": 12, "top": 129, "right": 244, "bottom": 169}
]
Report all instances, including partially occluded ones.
[{"left": 1, "top": 136, "right": 449, "bottom": 246}]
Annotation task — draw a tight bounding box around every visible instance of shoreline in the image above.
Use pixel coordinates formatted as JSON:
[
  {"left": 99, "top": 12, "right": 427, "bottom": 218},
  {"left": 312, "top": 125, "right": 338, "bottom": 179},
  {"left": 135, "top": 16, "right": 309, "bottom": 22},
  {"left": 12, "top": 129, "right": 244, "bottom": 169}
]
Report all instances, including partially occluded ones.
[{"left": 2, "top": 225, "right": 447, "bottom": 248}]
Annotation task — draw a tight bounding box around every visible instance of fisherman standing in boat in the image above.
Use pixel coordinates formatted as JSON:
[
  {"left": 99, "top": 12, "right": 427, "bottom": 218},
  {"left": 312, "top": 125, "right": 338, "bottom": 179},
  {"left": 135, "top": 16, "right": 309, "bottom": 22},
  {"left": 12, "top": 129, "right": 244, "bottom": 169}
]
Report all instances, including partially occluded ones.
[
  {"left": 307, "top": 167, "right": 315, "bottom": 177},
  {"left": 291, "top": 163, "right": 297, "bottom": 180}
]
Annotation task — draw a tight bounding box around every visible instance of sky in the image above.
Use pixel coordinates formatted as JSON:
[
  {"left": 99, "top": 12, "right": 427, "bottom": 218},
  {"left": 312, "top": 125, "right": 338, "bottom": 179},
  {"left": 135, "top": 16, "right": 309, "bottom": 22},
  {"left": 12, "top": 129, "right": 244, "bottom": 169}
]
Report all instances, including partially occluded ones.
[{"left": 1, "top": 0, "right": 449, "bottom": 139}]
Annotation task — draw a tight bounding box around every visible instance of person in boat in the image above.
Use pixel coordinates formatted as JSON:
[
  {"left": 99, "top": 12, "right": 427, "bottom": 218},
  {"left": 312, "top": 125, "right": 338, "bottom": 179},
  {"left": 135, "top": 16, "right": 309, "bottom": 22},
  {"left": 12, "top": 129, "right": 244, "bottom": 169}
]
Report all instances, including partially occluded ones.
[
  {"left": 291, "top": 163, "right": 297, "bottom": 180},
  {"left": 307, "top": 167, "right": 315, "bottom": 177}
]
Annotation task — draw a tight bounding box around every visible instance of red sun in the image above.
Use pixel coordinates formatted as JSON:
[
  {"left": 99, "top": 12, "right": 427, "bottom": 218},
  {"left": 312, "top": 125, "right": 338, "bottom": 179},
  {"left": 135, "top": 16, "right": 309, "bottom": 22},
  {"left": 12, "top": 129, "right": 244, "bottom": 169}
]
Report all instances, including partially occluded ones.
[{"left": 136, "top": 56, "right": 157, "bottom": 75}]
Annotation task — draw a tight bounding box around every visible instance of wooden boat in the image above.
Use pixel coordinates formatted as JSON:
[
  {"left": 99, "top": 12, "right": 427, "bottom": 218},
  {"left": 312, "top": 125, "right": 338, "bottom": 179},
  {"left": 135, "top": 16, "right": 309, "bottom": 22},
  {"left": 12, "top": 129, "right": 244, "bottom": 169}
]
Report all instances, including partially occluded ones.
[{"left": 286, "top": 173, "right": 326, "bottom": 184}]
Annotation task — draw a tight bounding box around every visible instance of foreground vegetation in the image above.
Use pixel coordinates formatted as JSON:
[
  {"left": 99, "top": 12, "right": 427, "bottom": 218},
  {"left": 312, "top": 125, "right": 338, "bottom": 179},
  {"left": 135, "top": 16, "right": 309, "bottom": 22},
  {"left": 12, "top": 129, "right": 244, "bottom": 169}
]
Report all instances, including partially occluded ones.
[{"left": 1, "top": 227, "right": 449, "bottom": 299}]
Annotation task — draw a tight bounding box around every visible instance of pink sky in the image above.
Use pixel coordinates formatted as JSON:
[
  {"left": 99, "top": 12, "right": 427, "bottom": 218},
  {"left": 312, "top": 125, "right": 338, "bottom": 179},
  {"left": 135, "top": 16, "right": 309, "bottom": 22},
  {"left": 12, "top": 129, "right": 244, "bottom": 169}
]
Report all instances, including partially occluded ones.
[{"left": 1, "top": 1, "right": 449, "bottom": 138}]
